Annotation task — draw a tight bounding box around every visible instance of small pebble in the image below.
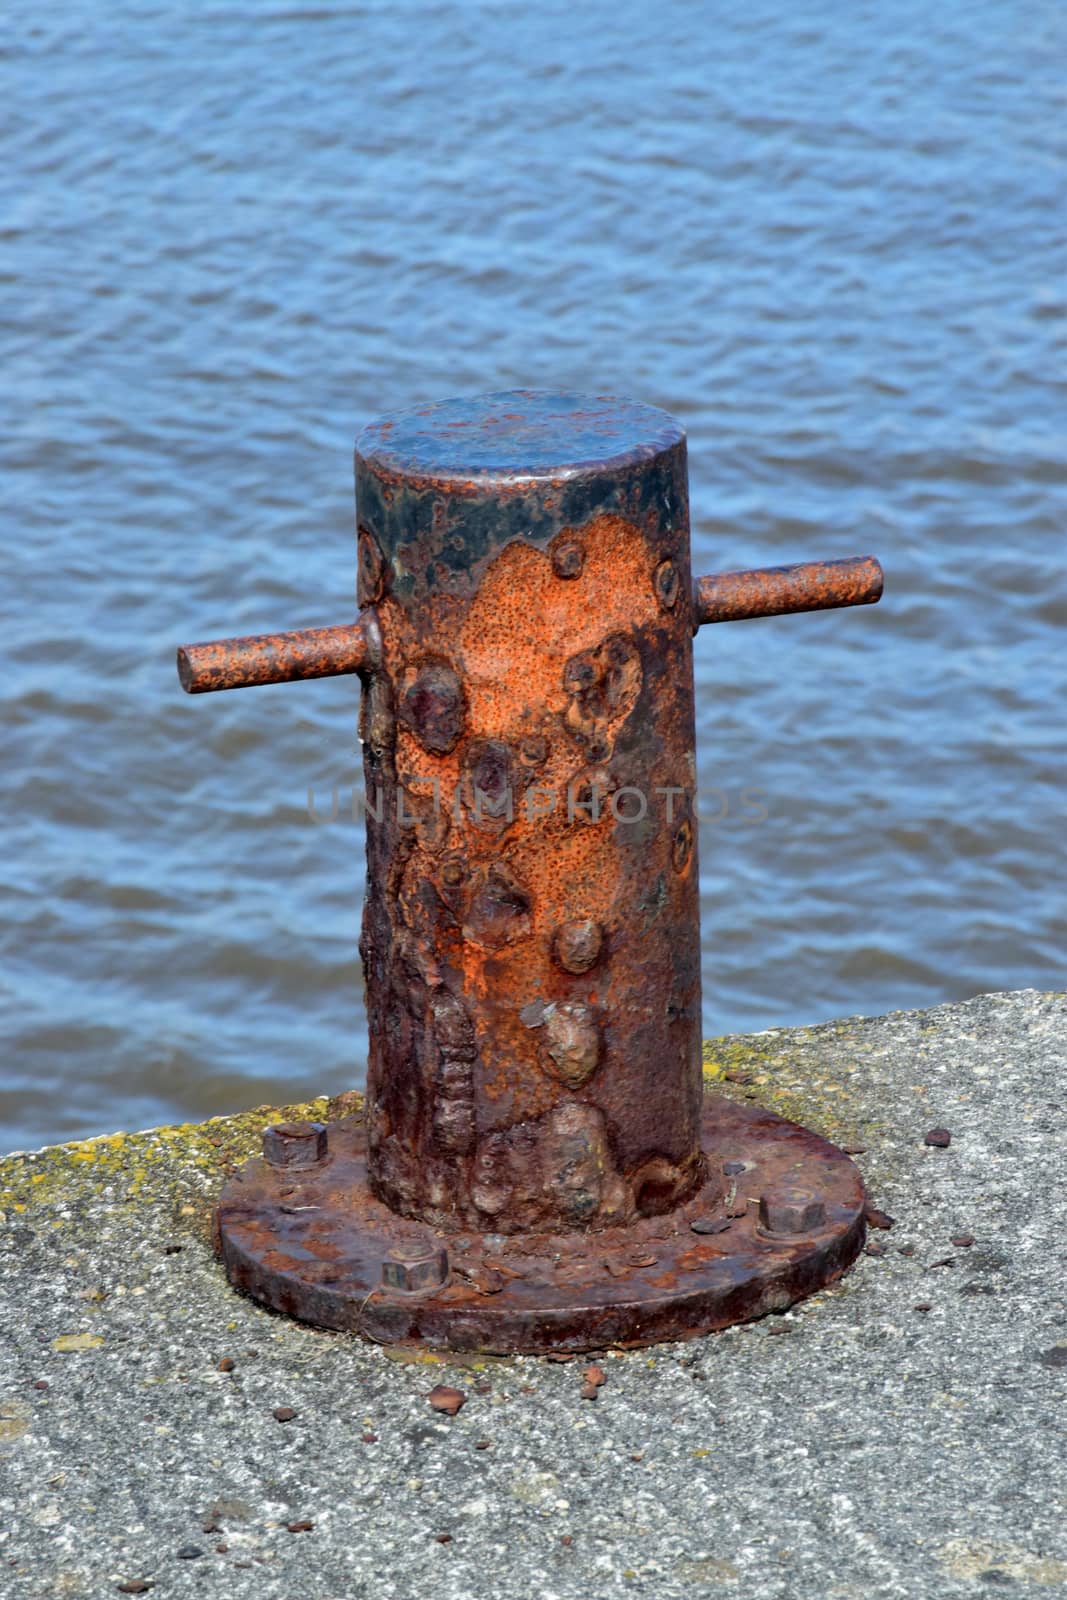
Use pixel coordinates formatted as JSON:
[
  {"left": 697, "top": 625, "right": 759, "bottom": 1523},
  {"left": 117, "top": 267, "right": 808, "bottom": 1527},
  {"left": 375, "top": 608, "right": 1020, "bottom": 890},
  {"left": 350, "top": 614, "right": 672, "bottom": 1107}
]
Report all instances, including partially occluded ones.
[
  {"left": 474, "top": 1439, "right": 492, "bottom": 1450},
  {"left": 362, "top": 1432, "right": 378, "bottom": 1443},
  {"left": 215, "top": 1545, "right": 228, "bottom": 1554},
  {"left": 217, "top": 1357, "right": 235, "bottom": 1373},
  {"left": 631, "top": 1454, "right": 643, "bottom": 1462},
  {"left": 273, "top": 1406, "right": 297, "bottom": 1423},
  {"left": 842, "top": 1144, "right": 868, "bottom": 1155},
  {"left": 434, "top": 1533, "right": 453, "bottom": 1545},
  {"left": 951, "top": 1233, "right": 976, "bottom": 1248},
  {"left": 865, "top": 1241, "right": 887, "bottom": 1258},
  {"left": 583, "top": 1364, "right": 606, "bottom": 1389},
  {"left": 163, "top": 1243, "right": 182, "bottom": 1256},
  {"left": 116, "top": 1584, "right": 153, "bottom": 1596},
  {"left": 473, "top": 1379, "right": 492, "bottom": 1394},
  {"left": 898, "top": 1244, "right": 916, "bottom": 1257},
  {"left": 560, "top": 1534, "right": 574, "bottom": 1547},
  {"left": 176, "top": 1545, "right": 204, "bottom": 1560},
  {"left": 865, "top": 1206, "right": 895, "bottom": 1230},
  {"left": 924, "top": 1127, "right": 952, "bottom": 1148},
  {"left": 428, "top": 1385, "right": 466, "bottom": 1416},
  {"left": 723, "top": 1069, "right": 752, "bottom": 1084},
  {"left": 580, "top": 1381, "right": 599, "bottom": 1401},
  {"left": 33, "top": 1379, "right": 49, "bottom": 1391},
  {"left": 287, "top": 1520, "right": 314, "bottom": 1534},
  {"left": 545, "top": 1352, "right": 574, "bottom": 1363},
  {"left": 913, "top": 1303, "right": 932, "bottom": 1314}
]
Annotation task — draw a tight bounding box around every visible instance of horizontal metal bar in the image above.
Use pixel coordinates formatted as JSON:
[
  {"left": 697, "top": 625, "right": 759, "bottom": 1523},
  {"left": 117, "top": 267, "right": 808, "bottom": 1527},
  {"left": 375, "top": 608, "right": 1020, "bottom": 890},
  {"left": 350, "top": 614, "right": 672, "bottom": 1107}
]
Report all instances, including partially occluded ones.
[
  {"left": 177, "top": 618, "right": 371, "bottom": 694},
  {"left": 694, "top": 555, "right": 883, "bottom": 627}
]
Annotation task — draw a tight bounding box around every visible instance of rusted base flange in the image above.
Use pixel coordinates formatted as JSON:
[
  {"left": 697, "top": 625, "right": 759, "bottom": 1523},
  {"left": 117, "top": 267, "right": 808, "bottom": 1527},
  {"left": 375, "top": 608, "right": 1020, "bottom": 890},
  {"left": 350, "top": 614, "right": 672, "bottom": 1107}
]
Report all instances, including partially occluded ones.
[{"left": 216, "top": 1097, "right": 866, "bottom": 1353}]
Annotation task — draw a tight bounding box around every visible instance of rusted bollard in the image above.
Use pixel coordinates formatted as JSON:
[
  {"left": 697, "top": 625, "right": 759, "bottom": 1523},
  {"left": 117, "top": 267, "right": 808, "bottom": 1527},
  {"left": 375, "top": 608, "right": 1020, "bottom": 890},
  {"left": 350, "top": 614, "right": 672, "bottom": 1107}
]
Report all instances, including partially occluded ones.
[{"left": 178, "top": 390, "right": 882, "bottom": 1352}]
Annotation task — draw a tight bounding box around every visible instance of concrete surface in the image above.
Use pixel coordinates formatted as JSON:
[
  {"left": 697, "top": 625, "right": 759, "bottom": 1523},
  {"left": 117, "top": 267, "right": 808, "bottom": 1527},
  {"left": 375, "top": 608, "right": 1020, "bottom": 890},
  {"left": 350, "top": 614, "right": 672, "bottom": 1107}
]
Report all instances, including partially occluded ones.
[{"left": 1, "top": 988, "right": 1065, "bottom": 1599}]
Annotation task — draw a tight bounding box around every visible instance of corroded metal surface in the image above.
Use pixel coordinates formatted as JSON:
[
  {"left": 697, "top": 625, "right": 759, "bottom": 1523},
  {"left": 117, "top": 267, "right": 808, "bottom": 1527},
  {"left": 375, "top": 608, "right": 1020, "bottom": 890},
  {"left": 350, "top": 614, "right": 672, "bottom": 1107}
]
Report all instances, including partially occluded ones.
[
  {"left": 177, "top": 618, "right": 373, "bottom": 693},
  {"left": 176, "top": 388, "right": 883, "bottom": 1349},
  {"left": 353, "top": 393, "right": 703, "bottom": 1233},
  {"left": 216, "top": 1096, "right": 867, "bottom": 1353},
  {"left": 694, "top": 555, "right": 883, "bottom": 627}
]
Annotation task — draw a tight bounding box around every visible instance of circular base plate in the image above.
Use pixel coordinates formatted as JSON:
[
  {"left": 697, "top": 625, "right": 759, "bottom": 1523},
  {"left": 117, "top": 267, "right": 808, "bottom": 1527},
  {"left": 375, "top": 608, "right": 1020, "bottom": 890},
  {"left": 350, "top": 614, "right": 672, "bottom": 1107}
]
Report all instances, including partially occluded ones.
[{"left": 217, "top": 1097, "right": 866, "bottom": 1354}]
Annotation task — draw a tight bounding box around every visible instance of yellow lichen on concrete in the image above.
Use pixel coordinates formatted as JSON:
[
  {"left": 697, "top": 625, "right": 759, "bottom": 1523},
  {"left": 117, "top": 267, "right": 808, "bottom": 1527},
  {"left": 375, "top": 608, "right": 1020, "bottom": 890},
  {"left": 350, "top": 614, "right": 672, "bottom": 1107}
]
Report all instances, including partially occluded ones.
[
  {"left": 702, "top": 1030, "right": 881, "bottom": 1156},
  {"left": 52, "top": 1333, "right": 106, "bottom": 1353},
  {"left": 0, "top": 1402, "right": 30, "bottom": 1442},
  {"left": 0, "top": 1096, "right": 340, "bottom": 1242},
  {"left": 939, "top": 1539, "right": 1067, "bottom": 1585}
]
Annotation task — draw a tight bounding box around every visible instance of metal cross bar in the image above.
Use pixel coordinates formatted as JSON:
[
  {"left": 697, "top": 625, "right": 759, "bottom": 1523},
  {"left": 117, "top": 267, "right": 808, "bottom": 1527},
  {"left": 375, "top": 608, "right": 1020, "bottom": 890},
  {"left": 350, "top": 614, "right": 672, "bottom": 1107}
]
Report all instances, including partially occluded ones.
[{"left": 178, "top": 559, "right": 882, "bottom": 694}]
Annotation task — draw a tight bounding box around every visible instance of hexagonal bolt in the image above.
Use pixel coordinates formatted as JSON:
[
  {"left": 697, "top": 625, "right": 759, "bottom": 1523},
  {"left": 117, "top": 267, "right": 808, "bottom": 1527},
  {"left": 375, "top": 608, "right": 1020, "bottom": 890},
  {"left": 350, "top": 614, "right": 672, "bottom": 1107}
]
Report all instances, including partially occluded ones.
[
  {"left": 758, "top": 1186, "right": 826, "bottom": 1236},
  {"left": 381, "top": 1240, "right": 450, "bottom": 1295},
  {"left": 261, "top": 1121, "right": 328, "bottom": 1170}
]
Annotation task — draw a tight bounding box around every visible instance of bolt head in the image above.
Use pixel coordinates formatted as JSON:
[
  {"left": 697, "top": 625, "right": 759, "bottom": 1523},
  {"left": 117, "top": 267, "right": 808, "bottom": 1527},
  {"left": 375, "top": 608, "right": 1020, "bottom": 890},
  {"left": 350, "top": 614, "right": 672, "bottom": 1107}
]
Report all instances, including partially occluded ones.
[
  {"left": 758, "top": 1187, "right": 826, "bottom": 1235},
  {"left": 519, "top": 734, "right": 549, "bottom": 766},
  {"left": 381, "top": 1241, "right": 450, "bottom": 1295},
  {"left": 262, "top": 1121, "right": 328, "bottom": 1170},
  {"left": 399, "top": 663, "right": 465, "bottom": 755},
  {"left": 552, "top": 541, "right": 584, "bottom": 579},
  {"left": 543, "top": 1000, "right": 600, "bottom": 1088},
  {"left": 553, "top": 918, "right": 604, "bottom": 975}
]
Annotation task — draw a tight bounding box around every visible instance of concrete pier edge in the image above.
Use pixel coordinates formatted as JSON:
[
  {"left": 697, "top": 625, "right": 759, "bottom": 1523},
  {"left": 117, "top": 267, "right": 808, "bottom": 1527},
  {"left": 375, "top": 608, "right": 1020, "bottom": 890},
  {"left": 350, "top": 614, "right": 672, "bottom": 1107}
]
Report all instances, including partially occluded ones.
[{"left": 1, "top": 989, "right": 1065, "bottom": 1599}]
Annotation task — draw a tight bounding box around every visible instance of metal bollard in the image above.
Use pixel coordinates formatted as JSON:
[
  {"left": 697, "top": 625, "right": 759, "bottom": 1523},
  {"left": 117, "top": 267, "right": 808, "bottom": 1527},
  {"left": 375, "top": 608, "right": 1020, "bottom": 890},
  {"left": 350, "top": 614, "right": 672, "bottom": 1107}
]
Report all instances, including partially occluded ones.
[{"left": 178, "top": 390, "right": 882, "bottom": 1352}]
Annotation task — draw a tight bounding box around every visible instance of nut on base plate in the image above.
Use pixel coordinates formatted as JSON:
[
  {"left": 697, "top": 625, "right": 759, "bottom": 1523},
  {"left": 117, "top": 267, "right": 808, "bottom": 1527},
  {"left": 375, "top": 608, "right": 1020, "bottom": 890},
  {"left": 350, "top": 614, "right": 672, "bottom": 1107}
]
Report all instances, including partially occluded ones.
[{"left": 216, "top": 1097, "right": 866, "bottom": 1353}]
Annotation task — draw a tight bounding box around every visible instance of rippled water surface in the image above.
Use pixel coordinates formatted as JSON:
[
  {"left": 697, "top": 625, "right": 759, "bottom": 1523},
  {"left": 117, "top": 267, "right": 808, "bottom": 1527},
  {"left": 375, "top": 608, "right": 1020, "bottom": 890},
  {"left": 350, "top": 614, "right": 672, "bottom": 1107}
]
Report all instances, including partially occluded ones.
[{"left": 3, "top": 1, "right": 1065, "bottom": 1151}]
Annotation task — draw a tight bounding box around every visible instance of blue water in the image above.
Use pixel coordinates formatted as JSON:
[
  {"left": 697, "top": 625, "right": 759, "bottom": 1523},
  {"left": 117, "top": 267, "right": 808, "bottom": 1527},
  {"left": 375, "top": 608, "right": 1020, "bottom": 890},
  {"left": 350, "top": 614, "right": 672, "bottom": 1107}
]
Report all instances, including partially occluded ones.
[{"left": 2, "top": 0, "right": 1065, "bottom": 1151}]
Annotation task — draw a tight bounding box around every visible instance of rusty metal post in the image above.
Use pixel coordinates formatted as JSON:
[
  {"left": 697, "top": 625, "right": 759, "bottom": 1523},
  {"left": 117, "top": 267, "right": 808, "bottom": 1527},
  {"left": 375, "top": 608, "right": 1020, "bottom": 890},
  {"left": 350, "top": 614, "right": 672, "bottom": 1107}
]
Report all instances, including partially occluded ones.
[{"left": 178, "top": 391, "right": 882, "bottom": 1352}]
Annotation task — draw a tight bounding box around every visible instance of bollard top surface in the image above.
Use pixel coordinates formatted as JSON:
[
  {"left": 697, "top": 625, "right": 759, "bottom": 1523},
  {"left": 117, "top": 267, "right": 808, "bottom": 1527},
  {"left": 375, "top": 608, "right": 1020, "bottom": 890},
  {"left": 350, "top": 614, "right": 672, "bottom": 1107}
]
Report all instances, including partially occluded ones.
[{"left": 356, "top": 389, "right": 685, "bottom": 482}]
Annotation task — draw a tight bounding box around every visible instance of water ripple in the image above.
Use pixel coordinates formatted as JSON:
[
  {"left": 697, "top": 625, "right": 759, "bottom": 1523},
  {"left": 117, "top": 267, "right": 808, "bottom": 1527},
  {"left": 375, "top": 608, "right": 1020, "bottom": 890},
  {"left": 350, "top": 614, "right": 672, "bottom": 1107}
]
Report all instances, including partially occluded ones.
[{"left": 2, "top": 0, "right": 1065, "bottom": 1149}]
